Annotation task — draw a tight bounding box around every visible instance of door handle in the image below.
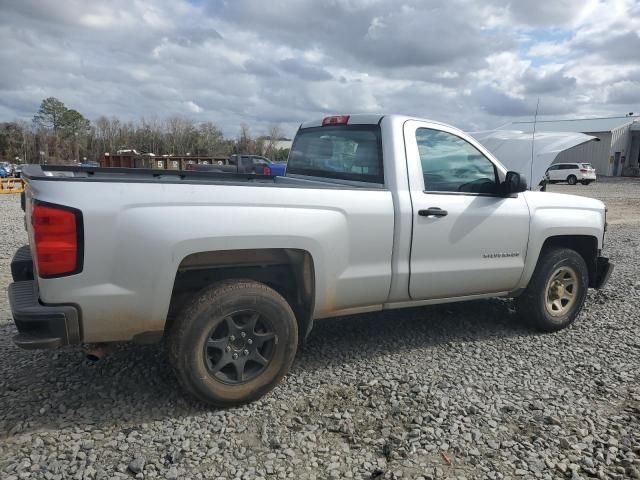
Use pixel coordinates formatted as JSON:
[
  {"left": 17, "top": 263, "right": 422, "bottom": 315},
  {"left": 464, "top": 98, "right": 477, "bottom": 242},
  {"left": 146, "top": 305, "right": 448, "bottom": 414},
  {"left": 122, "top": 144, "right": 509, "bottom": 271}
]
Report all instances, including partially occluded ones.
[{"left": 418, "top": 207, "right": 448, "bottom": 217}]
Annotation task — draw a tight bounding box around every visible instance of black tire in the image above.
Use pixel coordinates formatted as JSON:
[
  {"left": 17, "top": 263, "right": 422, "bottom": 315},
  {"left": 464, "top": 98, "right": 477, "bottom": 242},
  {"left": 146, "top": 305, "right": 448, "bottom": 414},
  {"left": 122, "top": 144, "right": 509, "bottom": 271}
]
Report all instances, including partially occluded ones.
[
  {"left": 515, "top": 247, "right": 588, "bottom": 332},
  {"left": 580, "top": 180, "right": 590, "bottom": 185},
  {"left": 567, "top": 175, "right": 577, "bottom": 185},
  {"left": 169, "top": 279, "right": 298, "bottom": 406}
]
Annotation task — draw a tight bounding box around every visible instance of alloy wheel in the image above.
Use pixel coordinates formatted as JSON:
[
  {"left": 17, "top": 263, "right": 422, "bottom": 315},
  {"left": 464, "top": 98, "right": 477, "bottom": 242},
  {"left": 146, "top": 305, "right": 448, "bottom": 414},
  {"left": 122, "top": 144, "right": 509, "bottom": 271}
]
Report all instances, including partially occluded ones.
[{"left": 203, "top": 311, "right": 277, "bottom": 384}]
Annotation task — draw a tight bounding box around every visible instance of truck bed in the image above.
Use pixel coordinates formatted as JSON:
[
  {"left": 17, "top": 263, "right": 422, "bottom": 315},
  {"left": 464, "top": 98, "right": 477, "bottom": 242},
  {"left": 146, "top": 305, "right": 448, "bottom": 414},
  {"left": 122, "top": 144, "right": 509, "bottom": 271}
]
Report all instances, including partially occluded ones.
[
  {"left": 22, "top": 165, "right": 379, "bottom": 190},
  {"left": 23, "top": 164, "right": 277, "bottom": 184},
  {"left": 21, "top": 162, "right": 395, "bottom": 342}
]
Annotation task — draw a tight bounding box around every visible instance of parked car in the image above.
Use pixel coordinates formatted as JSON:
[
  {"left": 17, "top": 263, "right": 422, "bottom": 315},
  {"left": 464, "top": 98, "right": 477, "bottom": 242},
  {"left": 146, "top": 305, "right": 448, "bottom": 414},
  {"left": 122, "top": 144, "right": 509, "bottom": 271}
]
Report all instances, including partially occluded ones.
[
  {"left": 186, "top": 155, "right": 286, "bottom": 176},
  {"left": 268, "top": 159, "right": 287, "bottom": 176},
  {"left": 0, "top": 166, "right": 8, "bottom": 178},
  {"left": 545, "top": 163, "right": 596, "bottom": 185},
  {"left": 13, "top": 165, "right": 23, "bottom": 178},
  {"left": 9, "top": 114, "right": 612, "bottom": 407}
]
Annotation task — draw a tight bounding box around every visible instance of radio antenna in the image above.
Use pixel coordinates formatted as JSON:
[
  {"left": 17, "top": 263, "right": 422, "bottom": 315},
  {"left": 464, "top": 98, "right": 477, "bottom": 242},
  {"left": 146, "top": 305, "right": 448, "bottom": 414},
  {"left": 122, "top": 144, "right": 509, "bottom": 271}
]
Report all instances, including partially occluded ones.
[{"left": 530, "top": 98, "right": 540, "bottom": 190}]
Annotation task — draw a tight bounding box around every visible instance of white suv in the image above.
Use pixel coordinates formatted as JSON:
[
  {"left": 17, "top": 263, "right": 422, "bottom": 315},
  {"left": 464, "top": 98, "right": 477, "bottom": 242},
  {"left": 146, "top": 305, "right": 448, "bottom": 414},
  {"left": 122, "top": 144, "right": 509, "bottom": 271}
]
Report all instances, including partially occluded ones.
[{"left": 545, "top": 163, "right": 597, "bottom": 185}]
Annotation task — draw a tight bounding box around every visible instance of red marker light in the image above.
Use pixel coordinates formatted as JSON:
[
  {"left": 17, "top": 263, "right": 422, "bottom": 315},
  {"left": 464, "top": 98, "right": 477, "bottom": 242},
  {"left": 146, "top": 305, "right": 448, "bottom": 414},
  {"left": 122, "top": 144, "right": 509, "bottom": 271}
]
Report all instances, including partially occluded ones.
[{"left": 322, "top": 115, "right": 350, "bottom": 126}]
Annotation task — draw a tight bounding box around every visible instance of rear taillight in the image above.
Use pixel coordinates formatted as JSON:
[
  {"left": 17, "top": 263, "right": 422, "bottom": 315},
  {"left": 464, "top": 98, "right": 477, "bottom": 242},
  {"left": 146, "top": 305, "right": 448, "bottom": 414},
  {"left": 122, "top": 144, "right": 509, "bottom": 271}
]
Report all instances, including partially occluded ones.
[
  {"left": 580, "top": 168, "right": 588, "bottom": 173},
  {"left": 263, "top": 166, "right": 272, "bottom": 175},
  {"left": 32, "top": 202, "right": 82, "bottom": 278}
]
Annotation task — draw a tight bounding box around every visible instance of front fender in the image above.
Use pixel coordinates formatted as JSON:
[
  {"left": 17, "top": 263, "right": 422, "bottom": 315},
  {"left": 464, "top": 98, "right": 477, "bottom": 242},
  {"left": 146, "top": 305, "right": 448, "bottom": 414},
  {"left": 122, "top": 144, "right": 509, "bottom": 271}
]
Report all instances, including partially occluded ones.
[{"left": 518, "top": 202, "right": 605, "bottom": 290}]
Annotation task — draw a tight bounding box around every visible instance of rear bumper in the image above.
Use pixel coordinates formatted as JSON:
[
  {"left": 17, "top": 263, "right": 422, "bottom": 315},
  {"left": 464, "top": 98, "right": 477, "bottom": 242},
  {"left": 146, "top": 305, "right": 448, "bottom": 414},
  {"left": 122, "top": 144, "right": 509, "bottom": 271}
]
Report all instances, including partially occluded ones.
[
  {"left": 593, "top": 256, "right": 613, "bottom": 289},
  {"left": 8, "top": 246, "right": 80, "bottom": 349},
  {"left": 11, "top": 245, "right": 34, "bottom": 282}
]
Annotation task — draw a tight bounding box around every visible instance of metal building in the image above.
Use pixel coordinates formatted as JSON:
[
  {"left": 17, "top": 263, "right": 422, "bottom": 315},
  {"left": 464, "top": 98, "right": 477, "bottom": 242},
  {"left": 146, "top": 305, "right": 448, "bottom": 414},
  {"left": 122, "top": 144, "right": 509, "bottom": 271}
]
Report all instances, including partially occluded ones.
[{"left": 502, "top": 115, "right": 640, "bottom": 176}]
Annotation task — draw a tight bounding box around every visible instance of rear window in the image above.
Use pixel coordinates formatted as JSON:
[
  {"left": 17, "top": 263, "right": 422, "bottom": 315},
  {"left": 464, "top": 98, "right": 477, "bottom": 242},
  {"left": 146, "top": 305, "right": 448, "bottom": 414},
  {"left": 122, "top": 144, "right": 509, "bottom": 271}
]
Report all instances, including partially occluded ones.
[
  {"left": 580, "top": 163, "right": 592, "bottom": 168},
  {"left": 286, "top": 125, "right": 383, "bottom": 184}
]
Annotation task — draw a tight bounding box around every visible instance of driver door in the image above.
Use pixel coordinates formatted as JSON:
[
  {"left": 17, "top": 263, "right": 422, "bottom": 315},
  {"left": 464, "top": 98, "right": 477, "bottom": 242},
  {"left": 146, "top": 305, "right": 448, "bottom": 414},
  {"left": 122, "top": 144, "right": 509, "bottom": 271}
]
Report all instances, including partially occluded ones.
[{"left": 404, "top": 120, "right": 530, "bottom": 300}]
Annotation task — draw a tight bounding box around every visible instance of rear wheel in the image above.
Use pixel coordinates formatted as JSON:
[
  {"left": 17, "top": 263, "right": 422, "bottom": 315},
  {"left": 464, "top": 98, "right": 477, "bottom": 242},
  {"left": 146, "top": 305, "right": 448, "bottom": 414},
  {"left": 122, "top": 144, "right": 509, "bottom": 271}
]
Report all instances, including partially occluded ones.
[
  {"left": 567, "top": 175, "right": 577, "bottom": 185},
  {"left": 515, "top": 247, "right": 588, "bottom": 332},
  {"left": 169, "top": 280, "right": 298, "bottom": 406}
]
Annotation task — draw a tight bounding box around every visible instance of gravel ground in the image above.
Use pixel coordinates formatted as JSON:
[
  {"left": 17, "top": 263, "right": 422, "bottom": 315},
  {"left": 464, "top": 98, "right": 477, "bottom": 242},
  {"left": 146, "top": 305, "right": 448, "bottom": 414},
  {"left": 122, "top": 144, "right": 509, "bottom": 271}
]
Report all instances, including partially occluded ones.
[{"left": 1, "top": 180, "right": 639, "bottom": 480}]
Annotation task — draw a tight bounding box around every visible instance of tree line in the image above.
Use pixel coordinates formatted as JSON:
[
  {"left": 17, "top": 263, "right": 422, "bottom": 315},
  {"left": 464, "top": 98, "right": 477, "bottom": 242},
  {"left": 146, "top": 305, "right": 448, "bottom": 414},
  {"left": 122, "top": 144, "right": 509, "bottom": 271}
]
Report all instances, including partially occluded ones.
[{"left": 0, "top": 97, "right": 290, "bottom": 165}]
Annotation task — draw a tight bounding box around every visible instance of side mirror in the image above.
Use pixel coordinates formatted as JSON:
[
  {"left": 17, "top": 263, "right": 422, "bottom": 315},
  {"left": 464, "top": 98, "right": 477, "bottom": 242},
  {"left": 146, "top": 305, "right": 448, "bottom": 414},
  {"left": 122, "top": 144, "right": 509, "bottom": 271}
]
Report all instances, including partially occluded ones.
[{"left": 501, "top": 171, "right": 528, "bottom": 196}]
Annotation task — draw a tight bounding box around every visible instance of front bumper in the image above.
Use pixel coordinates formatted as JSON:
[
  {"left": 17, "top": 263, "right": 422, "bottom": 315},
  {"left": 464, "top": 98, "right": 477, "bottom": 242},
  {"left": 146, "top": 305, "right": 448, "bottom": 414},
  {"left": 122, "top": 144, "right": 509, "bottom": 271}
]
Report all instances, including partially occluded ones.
[
  {"left": 593, "top": 256, "right": 613, "bottom": 289},
  {"left": 8, "top": 246, "right": 80, "bottom": 349}
]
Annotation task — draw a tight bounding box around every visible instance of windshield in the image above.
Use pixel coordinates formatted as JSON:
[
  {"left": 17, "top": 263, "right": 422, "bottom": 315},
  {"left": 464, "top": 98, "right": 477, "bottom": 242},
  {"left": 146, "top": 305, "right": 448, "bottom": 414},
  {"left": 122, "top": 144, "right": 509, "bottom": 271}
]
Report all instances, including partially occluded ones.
[{"left": 286, "top": 125, "right": 383, "bottom": 183}]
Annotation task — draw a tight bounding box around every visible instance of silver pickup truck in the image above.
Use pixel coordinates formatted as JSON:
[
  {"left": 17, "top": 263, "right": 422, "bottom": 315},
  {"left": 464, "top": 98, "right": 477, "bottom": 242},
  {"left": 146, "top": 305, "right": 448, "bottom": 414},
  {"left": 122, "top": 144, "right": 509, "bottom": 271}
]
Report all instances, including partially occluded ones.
[{"left": 9, "top": 114, "right": 612, "bottom": 406}]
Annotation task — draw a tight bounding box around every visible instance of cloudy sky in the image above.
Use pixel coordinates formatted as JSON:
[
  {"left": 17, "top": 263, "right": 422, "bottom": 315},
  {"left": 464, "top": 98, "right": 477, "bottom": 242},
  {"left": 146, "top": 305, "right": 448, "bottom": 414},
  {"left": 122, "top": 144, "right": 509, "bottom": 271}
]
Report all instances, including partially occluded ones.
[{"left": 1, "top": 0, "right": 639, "bottom": 137}]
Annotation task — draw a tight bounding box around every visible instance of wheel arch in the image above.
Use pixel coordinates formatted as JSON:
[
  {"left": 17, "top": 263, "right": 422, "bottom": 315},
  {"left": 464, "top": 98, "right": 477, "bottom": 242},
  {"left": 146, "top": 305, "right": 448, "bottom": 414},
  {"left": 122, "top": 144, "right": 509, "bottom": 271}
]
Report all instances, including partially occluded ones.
[
  {"left": 165, "top": 248, "right": 316, "bottom": 344},
  {"left": 518, "top": 234, "right": 600, "bottom": 292},
  {"left": 540, "top": 235, "right": 599, "bottom": 287}
]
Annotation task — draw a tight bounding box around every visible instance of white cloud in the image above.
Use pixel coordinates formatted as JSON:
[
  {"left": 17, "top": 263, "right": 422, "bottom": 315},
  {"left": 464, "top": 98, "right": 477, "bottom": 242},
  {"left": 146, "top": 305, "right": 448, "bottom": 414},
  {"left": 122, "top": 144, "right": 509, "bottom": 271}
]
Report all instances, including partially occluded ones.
[
  {"left": 527, "top": 41, "right": 572, "bottom": 59},
  {"left": 0, "top": 0, "right": 638, "bottom": 136},
  {"left": 436, "top": 71, "right": 460, "bottom": 80},
  {"left": 185, "top": 101, "right": 203, "bottom": 114}
]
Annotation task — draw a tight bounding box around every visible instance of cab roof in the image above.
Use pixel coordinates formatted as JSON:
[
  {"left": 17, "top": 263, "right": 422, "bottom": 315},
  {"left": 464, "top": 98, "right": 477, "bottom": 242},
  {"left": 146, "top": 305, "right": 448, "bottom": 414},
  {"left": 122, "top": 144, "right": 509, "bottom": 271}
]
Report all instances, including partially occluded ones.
[{"left": 300, "top": 114, "right": 456, "bottom": 130}]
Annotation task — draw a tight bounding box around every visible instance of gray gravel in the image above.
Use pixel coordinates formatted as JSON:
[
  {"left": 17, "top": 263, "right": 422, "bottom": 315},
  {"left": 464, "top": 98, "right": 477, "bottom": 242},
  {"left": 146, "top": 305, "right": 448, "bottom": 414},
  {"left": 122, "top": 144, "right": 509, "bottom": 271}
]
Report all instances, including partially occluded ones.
[{"left": 1, "top": 179, "right": 639, "bottom": 480}]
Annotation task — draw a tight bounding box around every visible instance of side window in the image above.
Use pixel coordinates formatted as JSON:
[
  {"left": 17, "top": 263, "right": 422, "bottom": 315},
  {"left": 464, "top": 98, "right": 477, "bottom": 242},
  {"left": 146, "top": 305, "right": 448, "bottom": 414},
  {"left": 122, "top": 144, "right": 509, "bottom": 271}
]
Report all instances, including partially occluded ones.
[{"left": 416, "top": 128, "right": 498, "bottom": 194}]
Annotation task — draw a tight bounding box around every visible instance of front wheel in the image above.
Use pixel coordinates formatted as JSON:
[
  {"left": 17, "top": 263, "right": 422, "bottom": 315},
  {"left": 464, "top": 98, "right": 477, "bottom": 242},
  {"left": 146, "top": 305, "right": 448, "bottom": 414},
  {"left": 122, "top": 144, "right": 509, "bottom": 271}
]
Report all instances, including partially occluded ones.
[
  {"left": 169, "top": 279, "right": 298, "bottom": 406},
  {"left": 567, "top": 175, "right": 577, "bottom": 185},
  {"left": 515, "top": 247, "right": 588, "bottom": 332}
]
